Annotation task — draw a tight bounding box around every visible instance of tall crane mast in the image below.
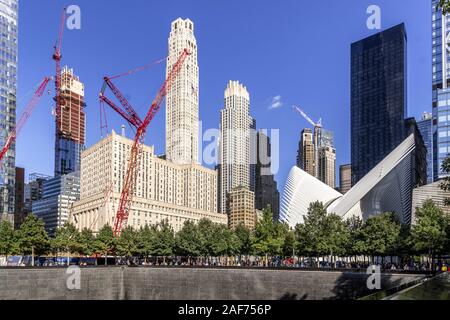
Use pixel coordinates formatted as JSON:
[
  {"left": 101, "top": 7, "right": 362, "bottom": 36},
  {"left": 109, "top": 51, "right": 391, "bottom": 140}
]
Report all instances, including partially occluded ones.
[
  {"left": 0, "top": 77, "right": 51, "bottom": 163},
  {"left": 100, "top": 48, "right": 190, "bottom": 236},
  {"left": 53, "top": 8, "right": 66, "bottom": 138}
]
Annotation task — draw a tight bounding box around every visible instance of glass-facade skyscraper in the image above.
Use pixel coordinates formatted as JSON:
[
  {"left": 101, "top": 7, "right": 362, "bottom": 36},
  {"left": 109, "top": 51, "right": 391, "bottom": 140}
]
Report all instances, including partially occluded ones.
[
  {"left": 351, "top": 23, "right": 407, "bottom": 186},
  {"left": 432, "top": 0, "right": 450, "bottom": 180},
  {"left": 417, "top": 112, "right": 433, "bottom": 184},
  {"left": 0, "top": 0, "right": 18, "bottom": 222}
]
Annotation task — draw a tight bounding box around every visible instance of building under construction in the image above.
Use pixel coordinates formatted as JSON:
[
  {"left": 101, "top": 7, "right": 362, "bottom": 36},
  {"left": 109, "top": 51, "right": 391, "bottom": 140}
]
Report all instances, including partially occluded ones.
[{"left": 54, "top": 66, "right": 86, "bottom": 177}]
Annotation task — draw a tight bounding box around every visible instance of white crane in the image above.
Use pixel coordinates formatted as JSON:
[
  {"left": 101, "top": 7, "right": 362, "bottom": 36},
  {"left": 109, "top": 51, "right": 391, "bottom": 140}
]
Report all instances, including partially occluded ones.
[{"left": 292, "top": 105, "right": 322, "bottom": 128}]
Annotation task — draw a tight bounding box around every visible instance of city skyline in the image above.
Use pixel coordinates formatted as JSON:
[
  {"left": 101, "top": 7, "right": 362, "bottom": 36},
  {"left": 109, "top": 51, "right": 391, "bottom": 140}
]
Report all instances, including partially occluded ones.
[{"left": 16, "top": 0, "right": 431, "bottom": 197}]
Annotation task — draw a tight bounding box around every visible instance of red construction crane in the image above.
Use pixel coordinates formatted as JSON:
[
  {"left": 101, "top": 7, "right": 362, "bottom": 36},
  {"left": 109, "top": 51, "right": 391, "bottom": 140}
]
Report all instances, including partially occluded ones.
[
  {"left": 53, "top": 8, "right": 66, "bottom": 137},
  {"left": 0, "top": 77, "right": 51, "bottom": 162},
  {"left": 100, "top": 48, "right": 190, "bottom": 236}
]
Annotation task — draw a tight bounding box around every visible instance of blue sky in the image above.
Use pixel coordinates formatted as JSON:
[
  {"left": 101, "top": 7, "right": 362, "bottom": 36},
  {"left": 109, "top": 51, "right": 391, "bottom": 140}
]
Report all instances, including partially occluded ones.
[{"left": 17, "top": 0, "right": 430, "bottom": 193}]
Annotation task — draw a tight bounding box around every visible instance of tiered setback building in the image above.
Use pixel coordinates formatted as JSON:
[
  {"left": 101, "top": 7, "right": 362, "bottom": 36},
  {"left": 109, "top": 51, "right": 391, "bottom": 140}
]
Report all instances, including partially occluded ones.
[
  {"left": 71, "top": 130, "right": 226, "bottom": 233},
  {"left": 219, "top": 81, "right": 253, "bottom": 214},
  {"left": 165, "top": 18, "right": 199, "bottom": 165}
]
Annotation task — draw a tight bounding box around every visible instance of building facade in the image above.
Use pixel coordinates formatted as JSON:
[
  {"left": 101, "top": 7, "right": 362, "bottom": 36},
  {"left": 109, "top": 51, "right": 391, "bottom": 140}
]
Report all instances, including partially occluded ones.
[
  {"left": 296, "top": 128, "right": 315, "bottom": 176},
  {"left": 0, "top": 0, "right": 18, "bottom": 223},
  {"left": 33, "top": 173, "right": 80, "bottom": 235},
  {"left": 432, "top": 0, "right": 450, "bottom": 180},
  {"left": 351, "top": 23, "right": 407, "bottom": 186},
  {"left": 227, "top": 187, "right": 256, "bottom": 230},
  {"left": 165, "top": 18, "right": 199, "bottom": 165},
  {"left": 412, "top": 181, "right": 450, "bottom": 222},
  {"left": 318, "top": 146, "right": 336, "bottom": 189},
  {"left": 24, "top": 173, "right": 51, "bottom": 213},
  {"left": 417, "top": 112, "right": 433, "bottom": 183},
  {"left": 435, "top": 89, "right": 450, "bottom": 180},
  {"left": 54, "top": 67, "right": 86, "bottom": 177},
  {"left": 14, "top": 167, "right": 24, "bottom": 229},
  {"left": 255, "top": 130, "right": 280, "bottom": 221},
  {"left": 219, "top": 80, "right": 253, "bottom": 214},
  {"left": 70, "top": 130, "right": 226, "bottom": 233},
  {"left": 339, "top": 164, "right": 352, "bottom": 194}
]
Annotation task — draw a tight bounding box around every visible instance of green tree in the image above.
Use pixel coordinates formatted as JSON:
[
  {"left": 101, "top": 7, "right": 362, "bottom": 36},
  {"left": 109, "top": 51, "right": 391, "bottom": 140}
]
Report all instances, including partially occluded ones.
[
  {"left": 137, "top": 225, "right": 157, "bottom": 262},
  {"left": 52, "top": 223, "right": 82, "bottom": 259},
  {"left": 175, "top": 220, "right": 201, "bottom": 262},
  {"left": 153, "top": 219, "right": 175, "bottom": 263},
  {"left": 208, "top": 224, "right": 240, "bottom": 265},
  {"left": 281, "top": 223, "right": 296, "bottom": 257},
  {"left": 251, "top": 207, "right": 285, "bottom": 266},
  {"left": 79, "top": 228, "right": 96, "bottom": 256},
  {"left": 94, "top": 225, "right": 116, "bottom": 265},
  {"left": 294, "top": 202, "right": 328, "bottom": 265},
  {"left": 197, "top": 218, "right": 216, "bottom": 259},
  {"left": 234, "top": 223, "right": 252, "bottom": 257},
  {"left": 359, "top": 213, "right": 401, "bottom": 263},
  {"left": 0, "top": 220, "right": 17, "bottom": 258},
  {"left": 439, "top": 0, "right": 450, "bottom": 15},
  {"left": 323, "top": 214, "right": 350, "bottom": 265},
  {"left": 345, "top": 216, "right": 364, "bottom": 261},
  {"left": 17, "top": 214, "right": 50, "bottom": 266},
  {"left": 116, "top": 226, "right": 139, "bottom": 259},
  {"left": 410, "top": 200, "right": 449, "bottom": 269}
]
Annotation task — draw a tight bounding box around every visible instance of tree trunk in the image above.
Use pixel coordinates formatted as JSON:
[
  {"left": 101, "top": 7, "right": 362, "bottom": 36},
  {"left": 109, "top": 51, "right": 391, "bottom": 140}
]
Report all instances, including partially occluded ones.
[{"left": 31, "top": 246, "right": 35, "bottom": 267}]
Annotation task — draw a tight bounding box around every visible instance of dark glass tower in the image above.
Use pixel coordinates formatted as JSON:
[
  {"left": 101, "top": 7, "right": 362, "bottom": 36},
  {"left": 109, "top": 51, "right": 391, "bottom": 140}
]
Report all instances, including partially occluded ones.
[
  {"left": 351, "top": 23, "right": 407, "bottom": 186},
  {"left": 0, "top": 0, "right": 18, "bottom": 223}
]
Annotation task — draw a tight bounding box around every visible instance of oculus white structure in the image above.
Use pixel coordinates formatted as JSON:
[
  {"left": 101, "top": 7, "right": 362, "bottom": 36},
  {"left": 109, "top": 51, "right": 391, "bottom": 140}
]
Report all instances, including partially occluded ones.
[{"left": 281, "top": 134, "right": 420, "bottom": 228}]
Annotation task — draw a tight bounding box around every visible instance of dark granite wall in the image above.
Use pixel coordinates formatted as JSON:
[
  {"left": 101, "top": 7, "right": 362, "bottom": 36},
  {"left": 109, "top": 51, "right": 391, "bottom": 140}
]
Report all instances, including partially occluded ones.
[{"left": 0, "top": 267, "right": 425, "bottom": 300}]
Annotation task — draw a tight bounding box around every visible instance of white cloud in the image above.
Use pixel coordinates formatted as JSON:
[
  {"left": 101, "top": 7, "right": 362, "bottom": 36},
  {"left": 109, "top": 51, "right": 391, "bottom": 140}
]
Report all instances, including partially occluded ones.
[{"left": 268, "top": 95, "right": 283, "bottom": 110}]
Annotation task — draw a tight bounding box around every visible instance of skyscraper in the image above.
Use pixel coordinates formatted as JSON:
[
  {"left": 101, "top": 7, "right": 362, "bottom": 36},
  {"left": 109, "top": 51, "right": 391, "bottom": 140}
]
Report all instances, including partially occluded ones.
[
  {"left": 0, "top": 0, "right": 18, "bottom": 223},
  {"left": 318, "top": 146, "right": 336, "bottom": 189},
  {"left": 219, "top": 81, "right": 253, "bottom": 214},
  {"left": 417, "top": 112, "right": 433, "bottom": 183},
  {"left": 297, "top": 126, "right": 335, "bottom": 188},
  {"left": 33, "top": 172, "right": 80, "bottom": 235},
  {"left": 255, "top": 130, "right": 280, "bottom": 221},
  {"left": 54, "top": 66, "right": 86, "bottom": 176},
  {"left": 339, "top": 164, "right": 352, "bottom": 194},
  {"left": 351, "top": 23, "right": 407, "bottom": 185},
  {"left": 432, "top": 0, "right": 450, "bottom": 180},
  {"left": 296, "top": 128, "right": 315, "bottom": 176},
  {"left": 14, "top": 167, "right": 24, "bottom": 229},
  {"left": 166, "top": 18, "right": 199, "bottom": 165},
  {"left": 35, "top": 67, "right": 85, "bottom": 234}
]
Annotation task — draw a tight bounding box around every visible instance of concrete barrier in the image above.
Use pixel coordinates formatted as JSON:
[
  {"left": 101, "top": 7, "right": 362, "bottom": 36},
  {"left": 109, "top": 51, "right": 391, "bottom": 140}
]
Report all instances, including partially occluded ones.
[{"left": 0, "top": 267, "right": 426, "bottom": 300}]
